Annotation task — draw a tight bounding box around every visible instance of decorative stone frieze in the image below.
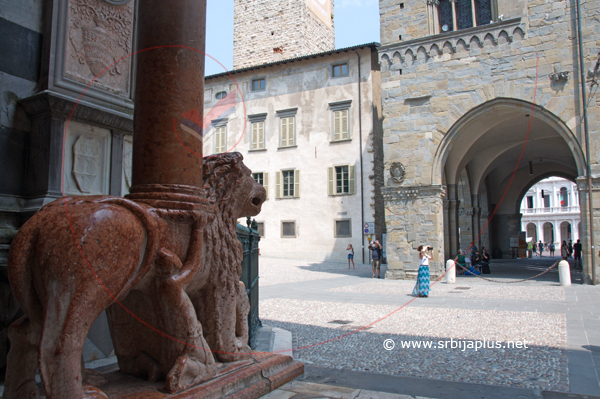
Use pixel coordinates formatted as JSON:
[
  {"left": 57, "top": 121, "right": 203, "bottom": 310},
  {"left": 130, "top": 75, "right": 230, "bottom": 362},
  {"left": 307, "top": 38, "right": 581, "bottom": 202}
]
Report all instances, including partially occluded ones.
[{"left": 379, "top": 18, "right": 523, "bottom": 65}]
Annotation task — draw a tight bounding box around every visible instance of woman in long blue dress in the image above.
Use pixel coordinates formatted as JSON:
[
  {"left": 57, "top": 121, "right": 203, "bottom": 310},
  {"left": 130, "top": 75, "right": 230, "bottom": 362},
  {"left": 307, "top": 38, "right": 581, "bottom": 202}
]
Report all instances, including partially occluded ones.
[{"left": 413, "top": 245, "right": 432, "bottom": 297}]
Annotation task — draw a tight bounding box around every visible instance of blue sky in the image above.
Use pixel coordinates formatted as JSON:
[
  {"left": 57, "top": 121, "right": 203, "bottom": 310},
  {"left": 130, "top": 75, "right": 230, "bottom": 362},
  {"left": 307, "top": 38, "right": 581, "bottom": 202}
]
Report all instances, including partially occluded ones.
[{"left": 205, "top": 0, "right": 381, "bottom": 76}]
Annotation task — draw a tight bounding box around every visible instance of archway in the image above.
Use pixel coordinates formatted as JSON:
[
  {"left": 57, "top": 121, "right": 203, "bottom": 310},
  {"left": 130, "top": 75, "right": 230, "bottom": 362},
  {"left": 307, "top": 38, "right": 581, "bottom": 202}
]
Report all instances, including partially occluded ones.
[
  {"left": 526, "top": 223, "right": 537, "bottom": 242},
  {"left": 543, "top": 222, "right": 554, "bottom": 245},
  {"left": 433, "top": 98, "right": 587, "bottom": 266},
  {"left": 560, "top": 221, "right": 572, "bottom": 243}
]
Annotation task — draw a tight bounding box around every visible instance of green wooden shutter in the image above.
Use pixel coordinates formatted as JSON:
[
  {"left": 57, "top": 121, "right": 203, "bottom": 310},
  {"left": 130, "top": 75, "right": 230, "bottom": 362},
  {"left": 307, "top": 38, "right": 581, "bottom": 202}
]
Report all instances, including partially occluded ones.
[
  {"left": 280, "top": 118, "right": 288, "bottom": 147},
  {"left": 251, "top": 123, "right": 258, "bottom": 150},
  {"left": 263, "top": 172, "right": 269, "bottom": 199},
  {"left": 349, "top": 165, "right": 356, "bottom": 195},
  {"left": 334, "top": 111, "right": 341, "bottom": 141},
  {"left": 290, "top": 117, "right": 295, "bottom": 145},
  {"left": 328, "top": 167, "right": 334, "bottom": 195},
  {"left": 294, "top": 169, "right": 300, "bottom": 198},
  {"left": 258, "top": 122, "right": 264, "bottom": 149},
  {"left": 275, "top": 171, "right": 281, "bottom": 199},
  {"left": 341, "top": 109, "right": 349, "bottom": 139}
]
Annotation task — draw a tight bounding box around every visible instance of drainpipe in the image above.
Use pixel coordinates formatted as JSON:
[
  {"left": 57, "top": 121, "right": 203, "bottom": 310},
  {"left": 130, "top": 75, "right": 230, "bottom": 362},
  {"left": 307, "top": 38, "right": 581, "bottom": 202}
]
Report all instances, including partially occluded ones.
[
  {"left": 355, "top": 49, "right": 365, "bottom": 264},
  {"left": 575, "top": 0, "right": 596, "bottom": 283}
]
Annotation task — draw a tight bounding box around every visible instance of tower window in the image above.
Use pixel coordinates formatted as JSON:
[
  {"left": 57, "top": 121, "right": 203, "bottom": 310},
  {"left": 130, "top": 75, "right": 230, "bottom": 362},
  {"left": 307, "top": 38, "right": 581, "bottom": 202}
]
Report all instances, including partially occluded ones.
[{"left": 437, "top": 0, "right": 493, "bottom": 33}]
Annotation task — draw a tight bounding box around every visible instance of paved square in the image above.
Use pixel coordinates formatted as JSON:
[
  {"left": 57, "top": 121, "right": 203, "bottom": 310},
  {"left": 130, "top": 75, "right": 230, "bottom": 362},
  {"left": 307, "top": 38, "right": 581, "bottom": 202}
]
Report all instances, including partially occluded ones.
[{"left": 259, "top": 257, "right": 599, "bottom": 396}]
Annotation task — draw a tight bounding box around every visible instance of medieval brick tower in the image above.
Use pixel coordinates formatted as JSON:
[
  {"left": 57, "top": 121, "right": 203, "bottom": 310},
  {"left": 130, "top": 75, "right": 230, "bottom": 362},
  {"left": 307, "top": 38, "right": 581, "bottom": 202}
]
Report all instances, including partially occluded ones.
[{"left": 233, "top": 0, "right": 335, "bottom": 70}]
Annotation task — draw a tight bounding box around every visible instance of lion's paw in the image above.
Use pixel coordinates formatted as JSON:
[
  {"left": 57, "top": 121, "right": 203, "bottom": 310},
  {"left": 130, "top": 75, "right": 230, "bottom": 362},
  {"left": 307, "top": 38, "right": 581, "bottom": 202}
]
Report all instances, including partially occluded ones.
[
  {"left": 83, "top": 385, "right": 109, "bottom": 399},
  {"left": 216, "top": 339, "right": 252, "bottom": 362},
  {"left": 165, "top": 354, "right": 215, "bottom": 393}
]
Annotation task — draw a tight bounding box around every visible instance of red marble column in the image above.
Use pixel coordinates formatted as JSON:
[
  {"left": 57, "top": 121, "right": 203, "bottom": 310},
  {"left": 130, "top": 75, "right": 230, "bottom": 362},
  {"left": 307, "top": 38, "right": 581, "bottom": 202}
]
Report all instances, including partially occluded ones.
[{"left": 129, "top": 0, "right": 207, "bottom": 208}]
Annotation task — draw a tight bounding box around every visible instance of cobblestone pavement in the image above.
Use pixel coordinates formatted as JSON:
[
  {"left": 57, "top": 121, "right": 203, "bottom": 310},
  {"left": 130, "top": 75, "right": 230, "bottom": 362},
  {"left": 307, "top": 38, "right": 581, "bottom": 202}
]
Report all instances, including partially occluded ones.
[{"left": 259, "top": 256, "right": 600, "bottom": 397}]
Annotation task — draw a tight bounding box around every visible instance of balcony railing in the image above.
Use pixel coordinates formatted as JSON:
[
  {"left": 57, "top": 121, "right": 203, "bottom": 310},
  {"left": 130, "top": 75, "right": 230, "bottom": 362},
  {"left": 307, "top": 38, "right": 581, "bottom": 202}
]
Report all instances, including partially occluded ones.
[{"left": 522, "top": 206, "right": 579, "bottom": 214}]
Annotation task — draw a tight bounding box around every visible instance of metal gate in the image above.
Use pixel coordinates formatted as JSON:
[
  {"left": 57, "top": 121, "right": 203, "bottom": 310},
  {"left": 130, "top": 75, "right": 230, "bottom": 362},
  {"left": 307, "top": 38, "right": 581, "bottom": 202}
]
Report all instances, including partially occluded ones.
[{"left": 237, "top": 218, "right": 261, "bottom": 349}]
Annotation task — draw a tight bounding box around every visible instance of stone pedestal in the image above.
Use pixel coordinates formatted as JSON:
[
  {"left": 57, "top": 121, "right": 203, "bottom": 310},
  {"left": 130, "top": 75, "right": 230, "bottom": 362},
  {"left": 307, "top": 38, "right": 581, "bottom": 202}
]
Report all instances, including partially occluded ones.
[{"left": 97, "top": 353, "right": 303, "bottom": 399}]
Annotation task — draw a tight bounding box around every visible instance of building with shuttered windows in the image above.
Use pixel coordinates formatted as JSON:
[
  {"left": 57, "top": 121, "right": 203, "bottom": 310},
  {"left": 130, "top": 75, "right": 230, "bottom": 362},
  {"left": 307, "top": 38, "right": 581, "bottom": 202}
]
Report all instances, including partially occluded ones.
[{"left": 203, "top": 43, "right": 385, "bottom": 262}]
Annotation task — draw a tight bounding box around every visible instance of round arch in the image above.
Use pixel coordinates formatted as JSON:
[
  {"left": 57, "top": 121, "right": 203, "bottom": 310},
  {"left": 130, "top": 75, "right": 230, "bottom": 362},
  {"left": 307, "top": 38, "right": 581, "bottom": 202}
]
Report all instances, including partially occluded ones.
[{"left": 432, "top": 97, "right": 587, "bottom": 187}]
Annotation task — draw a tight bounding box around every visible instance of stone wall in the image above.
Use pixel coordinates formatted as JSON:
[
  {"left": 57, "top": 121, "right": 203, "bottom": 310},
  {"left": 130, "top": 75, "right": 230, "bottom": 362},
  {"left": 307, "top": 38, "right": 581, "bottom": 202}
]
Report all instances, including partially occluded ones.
[
  {"left": 378, "top": 0, "right": 600, "bottom": 278},
  {"left": 233, "top": 0, "right": 335, "bottom": 70},
  {"left": 0, "top": 0, "right": 45, "bottom": 380}
]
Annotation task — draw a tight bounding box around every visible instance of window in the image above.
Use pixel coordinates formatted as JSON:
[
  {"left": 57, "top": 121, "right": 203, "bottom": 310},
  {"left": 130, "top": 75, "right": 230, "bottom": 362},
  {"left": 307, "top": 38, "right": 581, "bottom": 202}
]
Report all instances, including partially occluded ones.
[
  {"left": 437, "top": 0, "right": 493, "bottom": 33},
  {"left": 214, "top": 125, "right": 226, "bottom": 154},
  {"left": 527, "top": 196, "right": 534, "bottom": 209},
  {"left": 543, "top": 195, "right": 550, "bottom": 208},
  {"left": 281, "top": 221, "right": 296, "bottom": 237},
  {"left": 332, "top": 63, "right": 348, "bottom": 77},
  {"left": 328, "top": 165, "right": 356, "bottom": 196},
  {"left": 280, "top": 117, "right": 294, "bottom": 147},
  {"left": 248, "top": 113, "right": 267, "bottom": 151},
  {"left": 333, "top": 109, "right": 349, "bottom": 141},
  {"left": 335, "top": 220, "right": 352, "bottom": 237},
  {"left": 329, "top": 100, "right": 351, "bottom": 141},
  {"left": 560, "top": 187, "right": 568, "bottom": 207},
  {"left": 275, "top": 170, "right": 300, "bottom": 198},
  {"left": 252, "top": 78, "right": 266, "bottom": 91},
  {"left": 256, "top": 222, "right": 265, "bottom": 237},
  {"left": 276, "top": 108, "right": 298, "bottom": 147},
  {"left": 251, "top": 122, "right": 265, "bottom": 150},
  {"left": 215, "top": 91, "right": 227, "bottom": 100},
  {"left": 252, "top": 172, "right": 269, "bottom": 199}
]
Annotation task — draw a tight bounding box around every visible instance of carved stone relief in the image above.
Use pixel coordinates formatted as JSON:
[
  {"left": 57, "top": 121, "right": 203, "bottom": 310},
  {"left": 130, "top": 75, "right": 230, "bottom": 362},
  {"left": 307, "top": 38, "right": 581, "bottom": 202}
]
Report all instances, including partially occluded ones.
[
  {"left": 64, "top": 121, "right": 111, "bottom": 195},
  {"left": 122, "top": 136, "right": 133, "bottom": 193},
  {"left": 65, "top": 0, "right": 134, "bottom": 97},
  {"left": 72, "top": 136, "right": 101, "bottom": 192},
  {"left": 390, "top": 162, "right": 406, "bottom": 184}
]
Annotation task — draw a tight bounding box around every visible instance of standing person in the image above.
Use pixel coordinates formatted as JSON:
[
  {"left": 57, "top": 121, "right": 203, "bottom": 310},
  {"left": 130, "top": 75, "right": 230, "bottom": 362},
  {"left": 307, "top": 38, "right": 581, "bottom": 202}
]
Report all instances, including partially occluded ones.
[
  {"left": 346, "top": 244, "right": 355, "bottom": 269},
  {"left": 573, "top": 239, "right": 583, "bottom": 269},
  {"left": 549, "top": 242, "right": 555, "bottom": 257},
  {"left": 413, "top": 245, "right": 432, "bottom": 297},
  {"left": 368, "top": 240, "right": 382, "bottom": 278},
  {"left": 527, "top": 241, "right": 533, "bottom": 258},
  {"left": 481, "top": 248, "right": 491, "bottom": 274},
  {"left": 538, "top": 241, "right": 544, "bottom": 257},
  {"left": 561, "top": 240, "right": 569, "bottom": 260},
  {"left": 532, "top": 241, "right": 538, "bottom": 257},
  {"left": 568, "top": 239, "right": 573, "bottom": 258}
]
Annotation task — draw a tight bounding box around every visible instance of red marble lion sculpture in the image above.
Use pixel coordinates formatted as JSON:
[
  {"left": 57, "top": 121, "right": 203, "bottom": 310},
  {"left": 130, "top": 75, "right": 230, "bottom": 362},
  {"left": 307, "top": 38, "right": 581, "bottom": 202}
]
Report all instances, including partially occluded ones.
[{"left": 3, "top": 152, "right": 266, "bottom": 399}]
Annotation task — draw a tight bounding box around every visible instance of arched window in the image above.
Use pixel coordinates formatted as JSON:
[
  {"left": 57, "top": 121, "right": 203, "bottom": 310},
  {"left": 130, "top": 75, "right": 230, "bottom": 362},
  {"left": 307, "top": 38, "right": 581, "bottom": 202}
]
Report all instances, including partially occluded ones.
[
  {"left": 437, "top": 0, "right": 494, "bottom": 33},
  {"left": 559, "top": 187, "right": 568, "bottom": 207}
]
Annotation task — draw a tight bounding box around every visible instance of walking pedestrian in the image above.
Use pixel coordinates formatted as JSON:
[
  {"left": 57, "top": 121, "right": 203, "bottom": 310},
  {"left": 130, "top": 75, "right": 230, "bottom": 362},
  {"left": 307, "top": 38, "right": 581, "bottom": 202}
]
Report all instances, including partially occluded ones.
[
  {"left": 346, "top": 244, "right": 355, "bottom": 269},
  {"left": 368, "top": 240, "right": 382, "bottom": 278},
  {"left": 538, "top": 241, "right": 544, "bottom": 257},
  {"left": 549, "top": 242, "right": 555, "bottom": 257},
  {"left": 413, "top": 245, "right": 432, "bottom": 297}
]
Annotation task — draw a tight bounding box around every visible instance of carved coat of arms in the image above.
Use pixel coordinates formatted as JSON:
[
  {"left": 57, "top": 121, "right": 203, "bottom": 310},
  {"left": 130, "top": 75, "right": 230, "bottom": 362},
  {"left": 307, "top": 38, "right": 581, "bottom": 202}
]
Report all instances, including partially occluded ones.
[{"left": 72, "top": 136, "right": 101, "bottom": 193}]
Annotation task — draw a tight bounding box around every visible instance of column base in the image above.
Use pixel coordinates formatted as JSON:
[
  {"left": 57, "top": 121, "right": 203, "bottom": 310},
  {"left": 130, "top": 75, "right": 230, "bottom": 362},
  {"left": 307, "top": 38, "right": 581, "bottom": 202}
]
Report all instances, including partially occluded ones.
[{"left": 98, "top": 353, "right": 303, "bottom": 398}]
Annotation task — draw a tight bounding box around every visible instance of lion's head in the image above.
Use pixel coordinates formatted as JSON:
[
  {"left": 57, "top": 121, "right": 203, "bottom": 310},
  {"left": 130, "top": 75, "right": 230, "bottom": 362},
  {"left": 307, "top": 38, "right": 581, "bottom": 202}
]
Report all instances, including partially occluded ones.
[{"left": 202, "top": 152, "right": 266, "bottom": 219}]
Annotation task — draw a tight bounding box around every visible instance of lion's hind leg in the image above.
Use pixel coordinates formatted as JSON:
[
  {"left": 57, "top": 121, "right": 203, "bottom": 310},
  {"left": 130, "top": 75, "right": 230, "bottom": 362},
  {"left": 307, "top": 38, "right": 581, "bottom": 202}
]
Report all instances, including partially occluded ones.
[
  {"left": 38, "top": 296, "right": 108, "bottom": 399},
  {"left": 2, "top": 315, "right": 42, "bottom": 399}
]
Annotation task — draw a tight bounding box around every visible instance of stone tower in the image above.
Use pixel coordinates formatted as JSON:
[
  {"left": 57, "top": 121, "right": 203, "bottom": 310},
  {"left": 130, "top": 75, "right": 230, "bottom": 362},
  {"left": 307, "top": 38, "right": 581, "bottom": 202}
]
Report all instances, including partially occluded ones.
[{"left": 233, "top": 0, "right": 335, "bottom": 70}]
